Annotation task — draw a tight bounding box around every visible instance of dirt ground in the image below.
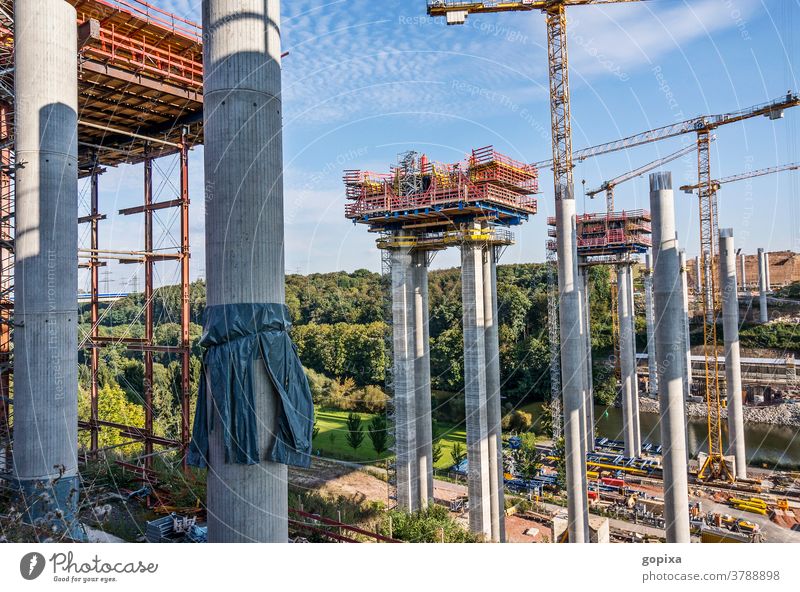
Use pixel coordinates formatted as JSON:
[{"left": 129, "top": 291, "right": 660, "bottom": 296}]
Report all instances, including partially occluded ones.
[
  {"left": 290, "top": 457, "right": 391, "bottom": 504},
  {"left": 505, "top": 515, "right": 552, "bottom": 543}
]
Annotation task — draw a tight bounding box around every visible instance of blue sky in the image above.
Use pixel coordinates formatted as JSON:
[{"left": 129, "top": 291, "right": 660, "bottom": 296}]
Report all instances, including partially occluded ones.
[{"left": 84, "top": 0, "right": 800, "bottom": 290}]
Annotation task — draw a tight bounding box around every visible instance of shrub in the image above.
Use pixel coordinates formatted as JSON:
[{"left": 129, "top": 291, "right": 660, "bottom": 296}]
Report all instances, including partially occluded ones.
[{"left": 382, "top": 505, "right": 480, "bottom": 542}]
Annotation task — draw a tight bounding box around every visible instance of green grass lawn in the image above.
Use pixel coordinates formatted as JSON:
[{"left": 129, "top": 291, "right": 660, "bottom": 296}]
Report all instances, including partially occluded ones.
[{"left": 312, "top": 408, "right": 466, "bottom": 469}]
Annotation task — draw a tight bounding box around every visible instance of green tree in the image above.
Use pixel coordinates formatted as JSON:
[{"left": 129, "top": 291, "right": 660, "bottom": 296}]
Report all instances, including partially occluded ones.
[
  {"left": 502, "top": 410, "right": 533, "bottom": 433},
  {"left": 367, "top": 414, "right": 389, "bottom": 456},
  {"left": 78, "top": 381, "right": 145, "bottom": 452},
  {"left": 516, "top": 433, "right": 541, "bottom": 481},
  {"left": 345, "top": 412, "right": 365, "bottom": 451},
  {"left": 312, "top": 418, "right": 320, "bottom": 440},
  {"left": 432, "top": 440, "right": 444, "bottom": 467},
  {"left": 430, "top": 325, "right": 464, "bottom": 392},
  {"left": 449, "top": 441, "right": 466, "bottom": 467}
]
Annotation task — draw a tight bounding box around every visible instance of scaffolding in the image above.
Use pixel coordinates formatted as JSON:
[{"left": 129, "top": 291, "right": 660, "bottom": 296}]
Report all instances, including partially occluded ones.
[
  {"left": 547, "top": 210, "right": 652, "bottom": 257},
  {"left": 0, "top": 0, "right": 11, "bottom": 468},
  {"left": 0, "top": 0, "right": 202, "bottom": 486},
  {"left": 345, "top": 146, "right": 538, "bottom": 234}
]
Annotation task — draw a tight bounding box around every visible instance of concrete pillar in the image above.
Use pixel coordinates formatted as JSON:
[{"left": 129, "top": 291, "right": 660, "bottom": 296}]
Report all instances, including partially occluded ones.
[
  {"left": 483, "top": 245, "right": 505, "bottom": 542},
  {"left": 576, "top": 265, "right": 589, "bottom": 483},
  {"left": 555, "top": 186, "right": 590, "bottom": 543},
  {"left": 412, "top": 250, "right": 433, "bottom": 508},
  {"left": 203, "top": 0, "right": 288, "bottom": 541},
  {"left": 679, "top": 250, "right": 692, "bottom": 398},
  {"left": 644, "top": 253, "right": 658, "bottom": 397},
  {"left": 739, "top": 253, "right": 747, "bottom": 291},
  {"left": 719, "top": 230, "right": 746, "bottom": 479},
  {"left": 580, "top": 264, "right": 595, "bottom": 452},
  {"left": 626, "top": 266, "right": 641, "bottom": 452},
  {"left": 461, "top": 240, "right": 491, "bottom": 539},
  {"left": 758, "top": 248, "right": 768, "bottom": 323},
  {"left": 392, "top": 243, "right": 418, "bottom": 512},
  {"left": 650, "top": 172, "right": 691, "bottom": 543},
  {"left": 13, "top": 0, "right": 80, "bottom": 536},
  {"left": 617, "top": 264, "right": 640, "bottom": 458}
]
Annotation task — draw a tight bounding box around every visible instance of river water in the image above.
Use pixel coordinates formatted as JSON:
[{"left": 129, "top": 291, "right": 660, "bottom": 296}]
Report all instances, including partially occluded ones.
[{"left": 594, "top": 405, "right": 800, "bottom": 470}]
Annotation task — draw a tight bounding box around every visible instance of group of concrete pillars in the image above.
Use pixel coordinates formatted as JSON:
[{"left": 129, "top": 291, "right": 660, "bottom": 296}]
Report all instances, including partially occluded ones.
[
  {"left": 648, "top": 172, "right": 747, "bottom": 542},
  {"left": 390, "top": 233, "right": 504, "bottom": 542},
  {"left": 11, "top": 0, "right": 307, "bottom": 542}
]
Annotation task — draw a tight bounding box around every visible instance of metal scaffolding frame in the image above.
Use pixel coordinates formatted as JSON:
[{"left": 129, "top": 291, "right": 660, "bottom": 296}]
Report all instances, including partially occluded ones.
[
  {"left": 0, "top": 0, "right": 201, "bottom": 485},
  {"left": 78, "top": 130, "right": 192, "bottom": 480}
]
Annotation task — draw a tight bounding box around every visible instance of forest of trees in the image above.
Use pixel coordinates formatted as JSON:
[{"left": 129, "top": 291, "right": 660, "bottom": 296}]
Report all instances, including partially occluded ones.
[{"left": 78, "top": 263, "right": 623, "bottom": 447}]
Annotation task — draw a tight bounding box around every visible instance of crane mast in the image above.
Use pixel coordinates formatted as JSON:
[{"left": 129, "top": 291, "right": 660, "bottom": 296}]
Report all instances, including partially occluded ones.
[{"left": 695, "top": 129, "right": 730, "bottom": 481}]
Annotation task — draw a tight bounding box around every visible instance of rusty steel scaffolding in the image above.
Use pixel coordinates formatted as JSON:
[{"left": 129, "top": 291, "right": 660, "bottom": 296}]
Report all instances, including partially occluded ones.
[
  {"left": 0, "top": 102, "right": 11, "bottom": 471},
  {"left": 0, "top": 0, "right": 201, "bottom": 485},
  {"left": 79, "top": 132, "right": 192, "bottom": 480}
]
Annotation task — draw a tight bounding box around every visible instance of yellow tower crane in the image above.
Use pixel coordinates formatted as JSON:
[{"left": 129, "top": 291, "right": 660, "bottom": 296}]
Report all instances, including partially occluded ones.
[{"left": 538, "top": 92, "right": 800, "bottom": 481}]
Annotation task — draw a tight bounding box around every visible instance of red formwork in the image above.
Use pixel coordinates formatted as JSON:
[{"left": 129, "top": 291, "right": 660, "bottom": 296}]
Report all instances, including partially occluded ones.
[
  {"left": 546, "top": 209, "right": 652, "bottom": 252},
  {"left": 344, "top": 146, "right": 538, "bottom": 222}
]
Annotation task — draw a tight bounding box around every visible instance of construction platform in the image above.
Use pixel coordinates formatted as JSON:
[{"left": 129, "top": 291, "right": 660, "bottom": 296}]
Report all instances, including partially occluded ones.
[
  {"left": 344, "top": 146, "right": 538, "bottom": 242},
  {"left": 0, "top": 0, "right": 204, "bottom": 172},
  {"left": 547, "top": 210, "right": 652, "bottom": 258}
]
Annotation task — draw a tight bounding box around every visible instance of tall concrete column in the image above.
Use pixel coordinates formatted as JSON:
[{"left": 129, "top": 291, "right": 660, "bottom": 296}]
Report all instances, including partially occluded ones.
[
  {"left": 392, "top": 243, "right": 418, "bottom": 512},
  {"left": 617, "top": 264, "right": 640, "bottom": 458},
  {"left": 483, "top": 244, "right": 505, "bottom": 542},
  {"left": 627, "top": 266, "right": 641, "bottom": 452},
  {"left": 13, "top": 0, "right": 80, "bottom": 536},
  {"left": 719, "top": 230, "right": 746, "bottom": 479},
  {"left": 412, "top": 250, "right": 433, "bottom": 508},
  {"left": 644, "top": 253, "right": 658, "bottom": 397},
  {"left": 580, "top": 264, "right": 595, "bottom": 452},
  {"left": 461, "top": 240, "right": 491, "bottom": 539},
  {"left": 679, "top": 250, "right": 692, "bottom": 398},
  {"left": 739, "top": 253, "right": 747, "bottom": 291},
  {"left": 650, "top": 172, "right": 691, "bottom": 543},
  {"left": 758, "top": 248, "right": 768, "bottom": 323},
  {"left": 555, "top": 186, "right": 590, "bottom": 543},
  {"left": 576, "top": 265, "right": 588, "bottom": 483},
  {"left": 203, "top": 0, "right": 289, "bottom": 541}
]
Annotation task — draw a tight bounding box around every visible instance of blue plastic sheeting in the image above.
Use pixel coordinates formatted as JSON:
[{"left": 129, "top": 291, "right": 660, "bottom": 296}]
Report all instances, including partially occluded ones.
[{"left": 188, "top": 303, "right": 313, "bottom": 469}]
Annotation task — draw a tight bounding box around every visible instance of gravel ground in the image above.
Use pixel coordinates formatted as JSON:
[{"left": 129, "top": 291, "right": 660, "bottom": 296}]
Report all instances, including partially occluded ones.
[{"left": 638, "top": 396, "right": 800, "bottom": 427}]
